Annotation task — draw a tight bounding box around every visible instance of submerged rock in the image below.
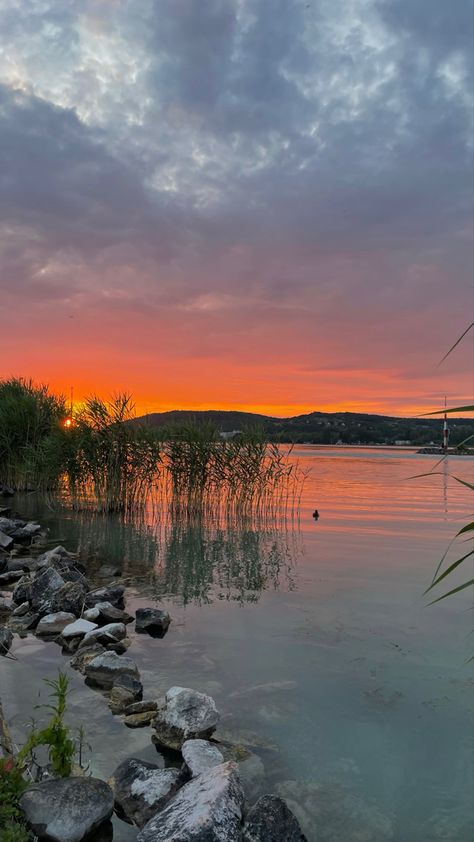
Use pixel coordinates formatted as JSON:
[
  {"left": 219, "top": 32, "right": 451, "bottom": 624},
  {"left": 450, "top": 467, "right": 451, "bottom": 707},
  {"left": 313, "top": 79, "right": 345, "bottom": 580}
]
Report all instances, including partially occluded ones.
[
  {"left": 124, "top": 710, "right": 156, "bottom": 728},
  {"left": 242, "top": 795, "right": 308, "bottom": 842},
  {"left": 36, "top": 612, "right": 76, "bottom": 636},
  {"left": 153, "top": 686, "right": 220, "bottom": 751},
  {"left": 135, "top": 607, "right": 171, "bottom": 636},
  {"left": 0, "top": 626, "right": 13, "bottom": 654},
  {"left": 85, "top": 651, "right": 139, "bottom": 689},
  {"left": 124, "top": 700, "right": 158, "bottom": 715},
  {"left": 182, "top": 739, "right": 224, "bottom": 778},
  {"left": 110, "top": 758, "right": 182, "bottom": 828},
  {"left": 275, "top": 780, "right": 394, "bottom": 842},
  {"left": 137, "top": 761, "right": 244, "bottom": 842},
  {"left": 70, "top": 642, "right": 106, "bottom": 674},
  {"left": 19, "top": 776, "right": 114, "bottom": 842}
]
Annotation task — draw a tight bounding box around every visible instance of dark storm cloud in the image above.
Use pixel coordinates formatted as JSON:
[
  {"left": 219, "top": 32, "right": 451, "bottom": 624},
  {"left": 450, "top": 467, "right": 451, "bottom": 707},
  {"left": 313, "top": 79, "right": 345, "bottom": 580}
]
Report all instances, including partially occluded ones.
[{"left": 0, "top": 0, "right": 472, "bottom": 385}]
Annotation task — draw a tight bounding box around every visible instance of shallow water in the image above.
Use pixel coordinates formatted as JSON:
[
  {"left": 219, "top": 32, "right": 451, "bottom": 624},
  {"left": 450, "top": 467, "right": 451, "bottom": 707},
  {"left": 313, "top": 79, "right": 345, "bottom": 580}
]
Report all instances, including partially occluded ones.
[{"left": 1, "top": 447, "right": 473, "bottom": 841}]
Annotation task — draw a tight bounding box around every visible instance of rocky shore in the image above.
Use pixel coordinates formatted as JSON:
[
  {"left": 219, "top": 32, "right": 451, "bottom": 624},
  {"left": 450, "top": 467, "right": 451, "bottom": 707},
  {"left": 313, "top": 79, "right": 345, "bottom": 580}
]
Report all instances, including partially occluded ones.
[{"left": 0, "top": 506, "right": 308, "bottom": 842}]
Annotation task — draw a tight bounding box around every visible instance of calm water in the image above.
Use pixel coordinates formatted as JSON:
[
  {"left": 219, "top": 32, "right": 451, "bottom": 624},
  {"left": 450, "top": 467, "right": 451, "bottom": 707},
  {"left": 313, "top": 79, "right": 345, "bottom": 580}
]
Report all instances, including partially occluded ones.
[{"left": 2, "top": 447, "right": 473, "bottom": 841}]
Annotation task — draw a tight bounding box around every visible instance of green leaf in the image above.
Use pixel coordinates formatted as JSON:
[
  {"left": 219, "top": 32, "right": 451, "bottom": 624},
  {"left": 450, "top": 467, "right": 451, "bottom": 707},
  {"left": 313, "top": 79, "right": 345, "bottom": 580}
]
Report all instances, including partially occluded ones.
[
  {"left": 421, "top": 405, "right": 474, "bottom": 416},
  {"left": 452, "top": 476, "right": 474, "bottom": 492},
  {"left": 456, "top": 521, "right": 474, "bottom": 536},
  {"left": 424, "top": 549, "right": 474, "bottom": 593},
  {"left": 427, "top": 579, "right": 474, "bottom": 605}
]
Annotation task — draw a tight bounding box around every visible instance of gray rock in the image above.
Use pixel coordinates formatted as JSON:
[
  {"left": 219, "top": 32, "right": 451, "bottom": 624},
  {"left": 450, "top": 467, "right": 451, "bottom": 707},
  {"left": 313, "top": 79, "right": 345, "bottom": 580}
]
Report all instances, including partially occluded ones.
[
  {"left": 70, "top": 642, "right": 106, "bottom": 674},
  {"left": 36, "top": 612, "right": 76, "bottom": 636},
  {"left": 7, "top": 559, "right": 31, "bottom": 573},
  {"left": 12, "top": 576, "right": 32, "bottom": 604},
  {"left": 153, "top": 686, "right": 220, "bottom": 751},
  {"left": 19, "top": 776, "right": 114, "bottom": 842},
  {"left": 110, "top": 758, "right": 182, "bottom": 828},
  {"left": 82, "top": 622, "right": 127, "bottom": 647},
  {"left": 0, "top": 569, "right": 23, "bottom": 585},
  {"left": 62, "top": 618, "right": 98, "bottom": 639},
  {"left": 85, "top": 586, "right": 125, "bottom": 610},
  {"left": 182, "top": 740, "right": 224, "bottom": 778},
  {"left": 97, "top": 564, "right": 122, "bottom": 578},
  {"left": 243, "top": 795, "right": 308, "bottom": 842},
  {"left": 37, "top": 545, "right": 76, "bottom": 565},
  {"left": 135, "top": 607, "right": 171, "bottom": 636},
  {"left": 30, "top": 567, "right": 65, "bottom": 611},
  {"left": 50, "top": 581, "right": 88, "bottom": 617},
  {"left": 0, "top": 626, "right": 13, "bottom": 655},
  {"left": 0, "top": 529, "right": 15, "bottom": 550},
  {"left": 85, "top": 651, "right": 139, "bottom": 689},
  {"left": 12, "top": 601, "right": 30, "bottom": 616},
  {"left": 125, "top": 700, "right": 158, "bottom": 715},
  {"left": 109, "top": 673, "right": 143, "bottom": 714},
  {"left": 8, "top": 612, "right": 39, "bottom": 633},
  {"left": 137, "top": 762, "right": 243, "bottom": 842},
  {"left": 0, "top": 596, "right": 13, "bottom": 615},
  {"left": 83, "top": 601, "right": 134, "bottom": 625}
]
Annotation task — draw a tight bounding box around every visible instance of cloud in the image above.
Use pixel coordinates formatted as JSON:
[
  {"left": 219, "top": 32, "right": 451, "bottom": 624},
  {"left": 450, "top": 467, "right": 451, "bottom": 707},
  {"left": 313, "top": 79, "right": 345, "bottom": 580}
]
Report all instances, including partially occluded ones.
[{"left": 0, "top": 0, "right": 472, "bottom": 411}]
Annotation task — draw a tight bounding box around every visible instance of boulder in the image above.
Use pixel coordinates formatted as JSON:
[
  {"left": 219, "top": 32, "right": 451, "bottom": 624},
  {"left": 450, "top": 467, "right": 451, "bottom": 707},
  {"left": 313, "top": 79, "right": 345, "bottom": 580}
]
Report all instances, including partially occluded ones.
[
  {"left": 110, "top": 758, "right": 182, "bottom": 828},
  {"left": 137, "top": 762, "right": 243, "bottom": 842},
  {"left": 85, "top": 651, "right": 139, "bottom": 689},
  {"left": 19, "top": 776, "right": 114, "bottom": 842},
  {"left": 153, "top": 687, "right": 220, "bottom": 752},
  {"left": 242, "top": 795, "right": 308, "bottom": 842},
  {"left": 36, "top": 612, "right": 76, "bottom": 636},
  {"left": 62, "top": 618, "right": 98, "bottom": 639},
  {"left": 81, "top": 622, "right": 127, "bottom": 647},
  {"left": 85, "top": 586, "right": 125, "bottom": 610},
  {"left": 182, "top": 740, "right": 224, "bottom": 778},
  {"left": 50, "top": 581, "right": 88, "bottom": 617},
  {"left": 0, "top": 569, "right": 23, "bottom": 585},
  {"left": 70, "top": 642, "right": 106, "bottom": 674},
  {"left": 109, "top": 673, "right": 143, "bottom": 714},
  {"left": 0, "top": 626, "right": 13, "bottom": 655},
  {"left": 135, "top": 607, "right": 171, "bottom": 637},
  {"left": 30, "top": 567, "right": 65, "bottom": 611},
  {"left": 83, "top": 601, "right": 134, "bottom": 625}
]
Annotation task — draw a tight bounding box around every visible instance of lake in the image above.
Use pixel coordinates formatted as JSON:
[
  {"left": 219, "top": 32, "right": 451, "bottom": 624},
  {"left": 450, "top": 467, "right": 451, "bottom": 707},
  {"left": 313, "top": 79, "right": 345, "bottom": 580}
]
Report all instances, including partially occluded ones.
[{"left": 1, "top": 447, "right": 473, "bottom": 841}]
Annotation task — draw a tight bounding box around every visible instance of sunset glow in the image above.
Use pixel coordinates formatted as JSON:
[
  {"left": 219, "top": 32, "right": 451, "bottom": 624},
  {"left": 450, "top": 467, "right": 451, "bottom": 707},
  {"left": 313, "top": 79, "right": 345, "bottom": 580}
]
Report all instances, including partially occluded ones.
[{"left": 1, "top": 1, "right": 472, "bottom": 418}]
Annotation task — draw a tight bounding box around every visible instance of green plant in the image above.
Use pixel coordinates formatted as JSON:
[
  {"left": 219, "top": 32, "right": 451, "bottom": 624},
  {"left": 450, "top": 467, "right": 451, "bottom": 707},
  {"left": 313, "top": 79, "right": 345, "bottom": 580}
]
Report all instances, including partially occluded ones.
[
  {"left": 17, "top": 672, "right": 75, "bottom": 777},
  {"left": 0, "top": 377, "right": 68, "bottom": 491}
]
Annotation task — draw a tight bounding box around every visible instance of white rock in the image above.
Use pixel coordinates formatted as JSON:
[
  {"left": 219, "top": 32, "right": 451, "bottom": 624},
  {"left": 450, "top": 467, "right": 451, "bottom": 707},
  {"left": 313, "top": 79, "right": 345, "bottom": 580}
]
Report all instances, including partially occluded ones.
[
  {"left": 62, "top": 618, "right": 98, "bottom": 639},
  {"left": 182, "top": 740, "right": 224, "bottom": 778}
]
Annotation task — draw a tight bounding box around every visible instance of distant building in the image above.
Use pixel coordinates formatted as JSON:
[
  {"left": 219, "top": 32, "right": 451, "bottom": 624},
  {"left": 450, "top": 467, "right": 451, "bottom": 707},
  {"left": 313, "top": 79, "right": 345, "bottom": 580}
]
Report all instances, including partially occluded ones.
[{"left": 219, "top": 430, "right": 242, "bottom": 440}]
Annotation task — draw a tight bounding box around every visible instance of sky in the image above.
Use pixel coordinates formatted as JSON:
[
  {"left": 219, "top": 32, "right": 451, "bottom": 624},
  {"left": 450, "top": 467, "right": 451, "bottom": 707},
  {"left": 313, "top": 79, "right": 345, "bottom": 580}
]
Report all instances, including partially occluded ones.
[{"left": 0, "top": 0, "right": 473, "bottom": 418}]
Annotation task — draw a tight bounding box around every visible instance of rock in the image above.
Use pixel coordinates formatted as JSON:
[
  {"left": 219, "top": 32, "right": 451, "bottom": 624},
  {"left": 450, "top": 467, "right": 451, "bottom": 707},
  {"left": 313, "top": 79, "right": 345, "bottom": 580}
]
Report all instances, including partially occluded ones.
[
  {"left": 242, "top": 795, "right": 308, "bottom": 841},
  {"left": 110, "top": 758, "right": 182, "bottom": 828},
  {"left": 85, "top": 586, "right": 125, "bottom": 610},
  {"left": 70, "top": 643, "right": 106, "bottom": 673},
  {"left": 12, "top": 575, "right": 32, "bottom": 604},
  {"left": 37, "top": 545, "right": 76, "bottom": 565},
  {"left": 30, "top": 567, "right": 65, "bottom": 611},
  {"left": 152, "top": 686, "right": 220, "bottom": 752},
  {"left": 124, "top": 711, "right": 156, "bottom": 728},
  {"left": 137, "top": 761, "right": 244, "bottom": 842},
  {"left": 62, "top": 618, "right": 98, "bottom": 639},
  {"left": 218, "top": 744, "right": 266, "bottom": 799},
  {"left": 182, "top": 740, "right": 224, "bottom": 778},
  {"left": 7, "top": 559, "right": 31, "bottom": 573},
  {"left": 50, "top": 581, "right": 88, "bottom": 617},
  {"left": 0, "top": 530, "right": 14, "bottom": 550},
  {"left": 85, "top": 651, "right": 139, "bottom": 689},
  {"left": 83, "top": 601, "right": 134, "bottom": 625},
  {"left": 81, "top": 622, "right": 127, "bottom": 647},
  {"left": 125, "top": 700, "right": 158, "bottom": 715},
  {"left": 10, "top": 523, "right": 41, "bottom": 544},
  {"left": 19, "top": 776, "right": 114, "bottom": 842},
  {"left": 8, "top": 612, "right": 39, "bottom": 633},
  {"left": 275, "top": 780, "right": 394, "bottom": 842},
  {"left": 0, "top": 626, "right": 14, "bottom": 655},
  {"left": 12, "top": 601, "right": 29, "bottom": 616},
  {"left": 36, "top": 612, "right": 76, "bottom": 636},
  {"left": 0, "top": 596, "right": 13, "bottom": 615},
  {"left": 106, "top": 637, "right": 131, "bottom": 654},
  {"left": 109, "top": 673, "right": 143, "bottom": 714},
  {"left": 0, "top": 569, "right": 23, "bottom": 586},
  {"left": 135, "top": 607, "right": 171, "bottom": 637}
]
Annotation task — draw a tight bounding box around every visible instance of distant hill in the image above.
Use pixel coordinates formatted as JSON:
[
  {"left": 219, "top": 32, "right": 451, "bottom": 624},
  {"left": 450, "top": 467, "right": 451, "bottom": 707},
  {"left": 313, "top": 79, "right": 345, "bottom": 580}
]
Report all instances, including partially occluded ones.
[{"left": 135, "top": 409, "right": 474, "bottom": 447}]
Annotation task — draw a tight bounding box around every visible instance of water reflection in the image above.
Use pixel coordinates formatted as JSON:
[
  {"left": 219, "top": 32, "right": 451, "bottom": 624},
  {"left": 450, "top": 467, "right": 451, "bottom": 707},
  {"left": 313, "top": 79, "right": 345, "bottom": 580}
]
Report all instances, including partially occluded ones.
[{"left": 14, "top": 495, "right": 301, "bottom": 606}]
